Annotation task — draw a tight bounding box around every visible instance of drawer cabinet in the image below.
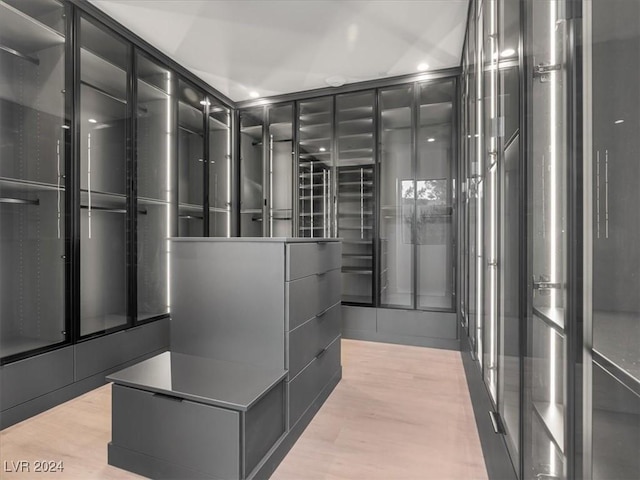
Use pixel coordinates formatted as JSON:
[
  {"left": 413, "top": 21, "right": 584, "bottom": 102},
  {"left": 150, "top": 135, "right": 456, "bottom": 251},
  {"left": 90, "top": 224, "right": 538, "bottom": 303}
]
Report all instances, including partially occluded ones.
[
  {"left": 289, "top": 337, "right": 341, "bottom": 427},
  {"left": 108, "top": 352, "right": 286, "bottom": 480},
  {"left": 288, "top": 302, "right": 341, "bottom": 378},
  {"left": 286, "top": 242, "right": 342, "bottom": 280},
  {"left": 287, "top": 268, "right": 342, "bottom": 330}
]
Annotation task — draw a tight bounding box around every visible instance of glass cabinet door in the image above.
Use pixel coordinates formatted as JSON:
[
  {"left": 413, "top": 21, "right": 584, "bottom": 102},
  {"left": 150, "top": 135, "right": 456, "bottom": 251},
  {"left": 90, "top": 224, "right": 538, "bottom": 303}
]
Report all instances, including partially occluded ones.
[
  {"left": 136, "top": 54, "right": 174, "bottom": 322},
  {"left": 524, "top": 1, "right": 569, "bottom": 478},
  {"left": 417, "top": 81, "right": 456, "bottom": 311},
  {"left": 587, "top": 1, "right": 640, "bottom": 478},
  {"left": 298, "top": 97, "right": 333, "bottom": 238},
  {"left": 177, "top": 79, "right": 205, "bottom": 237},
  {"left": 379, "top": 85, "right": 413, "bottom": 309},
  {"left": 79, "top": 17, "right": 130, "bottom": 337},
  {"left": 336, "top": 91, "right": 375, "bottom": 305},
  {"left": 240, "top": 107, "right": 264, "bottom": 237},
  {"left": 267, "top": 104, "right": 293, "bottom": 237},
  {"left": 208, "top": 102, "right": 231, "bottom": 237},
  {"left": 0, "top": 0, "right": 68, "bottom": 359}
]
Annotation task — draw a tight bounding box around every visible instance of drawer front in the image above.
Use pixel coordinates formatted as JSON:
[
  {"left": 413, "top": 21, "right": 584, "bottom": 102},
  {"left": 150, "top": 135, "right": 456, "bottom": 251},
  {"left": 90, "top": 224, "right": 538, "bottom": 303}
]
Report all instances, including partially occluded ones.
[
  {"left": 288, "top": 302, "right": 341, "bottom": 379},
  {"left": 112, "top": 385, "right": 240, "bottom": 479},
  {"left": 289, "top": 337, "right": 341, "bottom": 427},
  {"left": 287, "top": 268, "right": 341, "bottom": 330},
  {"left": 286, "top": 242, "right": 341, "bottom": 281}
]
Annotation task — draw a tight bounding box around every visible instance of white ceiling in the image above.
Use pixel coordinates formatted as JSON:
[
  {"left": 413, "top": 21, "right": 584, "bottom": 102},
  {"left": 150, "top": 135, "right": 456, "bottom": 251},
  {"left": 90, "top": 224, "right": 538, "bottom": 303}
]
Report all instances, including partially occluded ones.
[{"left": 89, "top": 0, "right": 469, "bottom": 103}]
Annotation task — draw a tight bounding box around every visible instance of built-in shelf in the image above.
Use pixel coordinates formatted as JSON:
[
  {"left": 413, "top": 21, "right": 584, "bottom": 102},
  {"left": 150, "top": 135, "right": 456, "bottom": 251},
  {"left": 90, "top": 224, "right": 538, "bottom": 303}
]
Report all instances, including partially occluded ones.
[
  {"left": 339, "top": 192, "right": 373, "bottom": 198},
  {"left": 0, "top": 1, "right": 64, "bottom": 57},
  {"left": 342, "top": 254, "right": 373, "bottom": 259},
  {"left": 533, "top": 306, "right": 565, "bottom": 333},
  {"left": 0, "top": 177, "right": 64, "bottom": 192},
  {"left": 342, "top": 267, "right": 373, "bottom": 274},
  {"left": 339, "top": 181, "right": 374, "bottom": 187},
  {"left": 339, "top": 225, "right": 373, "bottom": 230},
  {"left": 533, "top": 401, "right": 565, "bottom": 454}
]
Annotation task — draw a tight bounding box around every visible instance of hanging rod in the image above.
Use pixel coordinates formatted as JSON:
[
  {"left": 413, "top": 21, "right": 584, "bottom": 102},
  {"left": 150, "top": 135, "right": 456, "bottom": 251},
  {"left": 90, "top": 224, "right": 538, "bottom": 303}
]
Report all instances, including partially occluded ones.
[
  {"left": 0, "top": 197, "right": 40, "bottom": 205},
  {"left": 179, "top": 214, "right": 203, "bottom": 220},
  {"left": 0, "top": 44, "right": 39, "bottom": 65},
  {"left": 80, "top": 205, "right": 147, "bottom": 215}
]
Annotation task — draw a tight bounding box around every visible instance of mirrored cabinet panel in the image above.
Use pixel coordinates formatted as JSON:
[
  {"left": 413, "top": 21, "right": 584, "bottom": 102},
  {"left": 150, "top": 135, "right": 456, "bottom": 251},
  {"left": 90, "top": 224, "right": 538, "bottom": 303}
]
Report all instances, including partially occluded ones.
[
  {"left": 136, "top": 54, "right": 174, "bottom": 322},
  {"left": 177, "top": 79, "right": 205, "bottom": 237},
  {"left": 208, "top": 101, "right": 231, "bottom": 237},
  {"left": 336, "top": 91, "right": 375, "bottom": 305},
  {"left": 239, "top": 107, "right": 264, "bottom": 237},
  {"left": 79, "top": 16, "right": 130, "bottom": 337},
  {"left": 0, "top": 0, "right": 68, "bottom": 360},
  {"left": 298, "top": 97, "right": 333, "bottom": 238}
]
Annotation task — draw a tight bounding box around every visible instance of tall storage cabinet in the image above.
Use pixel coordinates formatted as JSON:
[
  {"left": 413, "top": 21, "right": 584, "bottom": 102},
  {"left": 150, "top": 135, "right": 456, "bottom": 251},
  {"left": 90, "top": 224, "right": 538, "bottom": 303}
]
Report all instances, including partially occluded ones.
[{"left": 0, "top": 0, "right": 69, "bottom": 360}]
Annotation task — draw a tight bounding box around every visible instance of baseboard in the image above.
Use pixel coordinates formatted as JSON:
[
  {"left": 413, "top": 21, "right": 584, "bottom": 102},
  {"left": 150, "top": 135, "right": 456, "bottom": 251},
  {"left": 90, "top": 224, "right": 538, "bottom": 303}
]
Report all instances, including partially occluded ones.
[
  {"left": 460, "top": 336, "right": 517, "bottom": 480},
  {"left": 342, "top": 329, "right": 460, "bottom": 351}
]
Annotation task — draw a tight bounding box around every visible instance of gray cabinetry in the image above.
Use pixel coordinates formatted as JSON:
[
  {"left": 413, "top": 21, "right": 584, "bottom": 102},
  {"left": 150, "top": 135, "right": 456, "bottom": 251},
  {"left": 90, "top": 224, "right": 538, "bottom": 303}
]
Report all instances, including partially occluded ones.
[{"left": 108, "top": 237, "right": 342, "bottom": 479}]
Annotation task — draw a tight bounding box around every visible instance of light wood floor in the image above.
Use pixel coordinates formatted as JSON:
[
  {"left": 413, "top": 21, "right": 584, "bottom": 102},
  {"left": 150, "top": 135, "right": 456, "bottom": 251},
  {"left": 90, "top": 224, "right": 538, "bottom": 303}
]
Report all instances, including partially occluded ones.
[{"left": 0, "top": 340, "right": 487, "bottom": 480}]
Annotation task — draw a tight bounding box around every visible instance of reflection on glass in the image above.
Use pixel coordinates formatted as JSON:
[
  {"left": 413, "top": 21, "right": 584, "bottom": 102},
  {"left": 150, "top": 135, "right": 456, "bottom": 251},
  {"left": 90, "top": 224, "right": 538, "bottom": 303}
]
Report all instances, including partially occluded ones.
[
  {"left": 0, "top": 0, "right": 67, "bottom": 358},
  {"left": 590, "top": 1, "right": 640, "bottom": 478},
  {"left": 268, "top": 104, "right": 293, "bottom": 237},
  {"left": 209, "top": 102, "right": 230, "bottom": 237},
  {"left": 240, "top": 107, "right": 264, "bottom": 237},
  {"left": 379, "top": 85, "right": 413, "bottom": 308},
  {"left": 298, "top": 97, "right": 333, "bottom": 238},
  {"left": 177, "top": 79, "right": 204, "bottom": 237},
  {"left": 136, "top": 54, "right": 173, "bottom": 321},
  {"left": 524, "top": 0, "right": 568, "bottom": 477},
  {"left": 79, "top": 17, "right": 129, "bottom": 336},
  {"left": 417, "top": 80, "right": 455, "bottom": 311},
  {"left": 337, "top": 91, "right": 375, "bottom": 304}
]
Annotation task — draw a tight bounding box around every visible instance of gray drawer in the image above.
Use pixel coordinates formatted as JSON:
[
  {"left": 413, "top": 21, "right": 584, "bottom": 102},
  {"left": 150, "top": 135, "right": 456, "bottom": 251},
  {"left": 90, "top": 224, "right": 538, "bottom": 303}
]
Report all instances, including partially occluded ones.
[
  {"left": 286, "top": 242, "right": 341, "bottom": 281},
  {"left": 112, "top": 384, "right": 240, "bottom": 479},
  {"left": 289, "top": 337, "right": 341, "bottom": 427},
  {"left": 288, "top": 302, "right": 341, "bottom": 379},
  {"left": 286, "top": 268, "right": 341, "bottom": 330}
]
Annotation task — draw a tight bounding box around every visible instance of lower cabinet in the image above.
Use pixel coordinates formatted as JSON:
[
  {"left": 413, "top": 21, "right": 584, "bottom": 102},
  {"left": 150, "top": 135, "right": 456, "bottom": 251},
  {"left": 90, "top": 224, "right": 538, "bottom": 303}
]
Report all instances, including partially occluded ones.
[{"left": 289, "top": 336, "right": 341, "bottom": 427}]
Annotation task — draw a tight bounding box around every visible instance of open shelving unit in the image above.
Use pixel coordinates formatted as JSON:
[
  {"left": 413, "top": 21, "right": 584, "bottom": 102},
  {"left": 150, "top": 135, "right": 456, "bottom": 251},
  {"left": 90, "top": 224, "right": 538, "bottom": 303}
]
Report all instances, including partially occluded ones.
[{"left": 336, "top": 91, "right": 376, "bottom": 305}]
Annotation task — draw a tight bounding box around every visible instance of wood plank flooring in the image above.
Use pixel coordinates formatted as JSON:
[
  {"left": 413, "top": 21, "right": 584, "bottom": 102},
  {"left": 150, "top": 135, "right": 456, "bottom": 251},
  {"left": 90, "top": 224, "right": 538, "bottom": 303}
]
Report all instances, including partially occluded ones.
[{"left": 0, "top": 339, "right": 487, "bottom": 479}]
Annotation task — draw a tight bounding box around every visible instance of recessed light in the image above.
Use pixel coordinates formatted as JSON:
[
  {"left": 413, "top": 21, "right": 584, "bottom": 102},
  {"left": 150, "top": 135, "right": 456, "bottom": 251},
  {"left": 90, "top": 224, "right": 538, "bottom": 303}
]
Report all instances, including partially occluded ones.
[
  {"left": 88, "top": 118, "right": 97, "bottom": 124},
  {"left": 319, "top": 147, "right": 326, "bottom": 152},
  {"left": 615, "top": 119, "right": 624, "bottom": 124},
  {"left": 501, "top": 48, "right": 516, "bottom": 57},
  {"left": 417, "top": 63, "right": 429, "bottom": 72},
  {"left": 325, "top": 76, "right": 346, "bottom": 87},
  {"left": 427, "top": 138, "right": 435, "bottom": 143},
  {"left": 249, "top": 91, "right": 260, "bottom": 99}
]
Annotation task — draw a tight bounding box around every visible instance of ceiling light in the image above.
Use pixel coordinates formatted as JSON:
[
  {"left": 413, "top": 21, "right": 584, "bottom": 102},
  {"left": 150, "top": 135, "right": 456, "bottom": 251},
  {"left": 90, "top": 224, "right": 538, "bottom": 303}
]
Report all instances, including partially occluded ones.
[
  {"left": 249, "top": 91, "right": 260, "bottom": 99},
  {"left": 501, "top": 48, "right": 516, "bottom": 57},
  {"left": 615, "top": 119, "right": 624, "bottom": 124},
  {"left": 325, "top": 76, "right": 346, "bottom": 87},
  {"left": 88, "top": 118, "right": 97, "bottom": 124},
  {"left": 319, "top": 147, "right": 326, "bottom": 152},
  {"left": 417, "top": 63, "right": 429, "bottom": 71},
  {"left": 200, "top": 99, "right": 211, "bottom": 106},
  {"left": 427, "top": 138, "right": 435, "bottom": 143}
]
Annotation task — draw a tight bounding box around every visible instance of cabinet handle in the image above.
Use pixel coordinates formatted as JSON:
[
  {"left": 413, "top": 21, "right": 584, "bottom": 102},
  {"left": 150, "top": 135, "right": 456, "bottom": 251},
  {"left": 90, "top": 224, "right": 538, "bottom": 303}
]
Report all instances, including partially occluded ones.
[
  {"left": 316, "top": 271, "right": 328, "bottom": 277},
  {"left": 153, "top": 392, "right": 183, "bottom": 402},
  {"left": 316, "top": 307, "right": 331, "bottom": 319},
  {"left": 315, "top": 347, "right": 328, "bottom": 359}
]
